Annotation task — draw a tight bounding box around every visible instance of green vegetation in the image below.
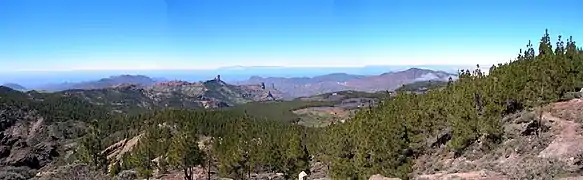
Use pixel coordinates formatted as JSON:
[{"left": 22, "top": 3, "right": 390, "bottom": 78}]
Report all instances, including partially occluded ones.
[
  {"left": 96, "top": 110, "right": 312, "bottom": 179},
  {"left": 86, "top": 30, "right": 583, "bottom": 180},
  {"left": 3, "top": 29, "right": 583, "bottom": 180},
  {"left": 312, "top": 30, "right": 583, "bottom": 179},
  {"left": 0, "top": 87, "right": 111, "bottom": 124},
  {"left": 395, "top": 80, "right": 449, "bottom": 92},
  {"left": 298, "top": 90, "right": 388, "bottom": 102},
  {"left": 225, "top": 100, "right": 335, "bottom": 123}
]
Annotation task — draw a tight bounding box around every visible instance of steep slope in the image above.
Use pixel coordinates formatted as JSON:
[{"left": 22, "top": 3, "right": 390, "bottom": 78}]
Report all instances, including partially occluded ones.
[
  {"left": 0, "top": 86, "right": 109, "bottom": 179},
  {"left": 309, "top": 30, "right": 583, "bottom": 180},
  {"left": 414, "top": 98, "right": 583, "bottom": 180},
  {"left": 237, "top": 68, "right": 456, "bottom": 98}
]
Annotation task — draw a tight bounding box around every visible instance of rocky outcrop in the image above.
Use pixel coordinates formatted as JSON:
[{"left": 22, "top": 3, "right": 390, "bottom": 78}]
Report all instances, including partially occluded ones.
[
  {"left": 101, "top": 133, "right": 143, "bottom": 162},
  {"left": 0, "top": 112, "right": 61, "bottom": 169},
  {"left": 101, "top": 134, "right": 143, "bottom": 174},
  {"left": 4, "top": 141, "right": 59, "bottom": 169},
  {"left": 116, "top": 170, "right": 138, "bottom": 180},
  {"left": 0, "top": 89, "right": 91, "bottom": 178}
]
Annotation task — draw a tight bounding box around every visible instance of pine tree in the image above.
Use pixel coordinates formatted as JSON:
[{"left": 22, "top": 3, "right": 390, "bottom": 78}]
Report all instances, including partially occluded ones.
[
  {"left": 168, "top": 132, "right": 205, "bottom": 180},
  {"left": 77, "top": 119, "right": 108, "bottom": 172}
]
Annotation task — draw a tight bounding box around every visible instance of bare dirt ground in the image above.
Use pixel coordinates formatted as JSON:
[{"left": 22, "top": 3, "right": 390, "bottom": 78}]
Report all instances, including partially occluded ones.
[
  {"left": 413, "top": 98, "right": 583, "bottom": 180},
  {"left": 294, "top": 107, "right": 350, "bottom": 117},
  {"left": 293, "top": 106, "right": 352, "bottom": 127}
]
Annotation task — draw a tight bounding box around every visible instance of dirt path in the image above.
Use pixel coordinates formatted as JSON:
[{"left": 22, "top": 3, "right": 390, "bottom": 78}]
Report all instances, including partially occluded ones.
[
  {"left": 416, "top": 170, "right": 508, "bottom": 180},
  {"left": 538, "top": 112, "right": 583, "bottom": 160},
  {"left": 415, "top": 98, "right": 583, "bottom": 180}
]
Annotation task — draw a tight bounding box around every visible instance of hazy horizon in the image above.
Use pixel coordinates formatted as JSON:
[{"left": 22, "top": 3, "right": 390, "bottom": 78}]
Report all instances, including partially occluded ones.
[{"left": 1, "top": 64, "right": 475, "bottom": 88}]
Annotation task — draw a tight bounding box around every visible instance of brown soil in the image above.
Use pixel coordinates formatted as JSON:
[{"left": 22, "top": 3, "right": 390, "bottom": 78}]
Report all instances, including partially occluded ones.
[
  {"left": 293, "top": 107, "right": 350, "bottom": 118},
  {"left": 413, "top": 98, "right": 583, "bottom": 180}
]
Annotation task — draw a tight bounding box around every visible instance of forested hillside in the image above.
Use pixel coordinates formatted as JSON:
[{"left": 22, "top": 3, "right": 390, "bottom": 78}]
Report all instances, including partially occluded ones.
[{"left": 313, "top": 30, "right": 583, "bottom": 179}]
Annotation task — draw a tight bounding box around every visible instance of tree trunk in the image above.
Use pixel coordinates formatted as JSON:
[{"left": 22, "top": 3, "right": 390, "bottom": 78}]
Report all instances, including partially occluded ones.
[
  {"left": 184, "top": 167, "right": 193, "bottom": 180},
  {"left": 207, "top": 159, "right": 211, "bottom": 180},
  {"left": 248, "top": 166, "right": 251, "bottom": 180}
]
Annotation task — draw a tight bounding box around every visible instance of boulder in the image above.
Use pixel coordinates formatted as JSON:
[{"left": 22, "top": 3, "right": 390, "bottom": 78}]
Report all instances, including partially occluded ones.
[
  {"left": 115, "top": 170, "right": 138, "bottom": 180},
  {"left": 4, "top": 142, "right": 58, "bottom": 169}
]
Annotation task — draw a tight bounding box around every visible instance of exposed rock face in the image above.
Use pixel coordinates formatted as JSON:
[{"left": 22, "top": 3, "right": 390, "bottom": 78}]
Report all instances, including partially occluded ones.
[
  {"left": 5, "top": 141, "right": 59, "bottom": 169},
  {"left": 0, "top": 113, "right": 66, "bottom": 169},
  {"left": 116, "top": 170, "right": 138, "bottom": 180},
  {"left": 101, "top": 134, "right": 143, "bottom": 174},
  {"left": 101, "top": 133, "right": 143, "bottom": 162},
  {"left": 0, "top": 88, "right": 91, "bottom": 178}
]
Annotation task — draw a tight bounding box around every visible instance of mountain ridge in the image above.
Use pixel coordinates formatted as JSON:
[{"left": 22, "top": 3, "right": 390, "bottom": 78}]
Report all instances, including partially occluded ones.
[
  {"left": 237, "top": 68, "right": 456, "bottom": 97},
  {"left": 1, "top": 83, "right": 27, "bottom": 91},
  {"left": 36, "top": 75, "right": 158, "bottom": 92}
]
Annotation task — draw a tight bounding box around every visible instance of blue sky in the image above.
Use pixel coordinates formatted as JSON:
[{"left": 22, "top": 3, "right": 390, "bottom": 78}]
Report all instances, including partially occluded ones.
[{"left": 1, "top": 0, "right": 582, "bottom": 71}]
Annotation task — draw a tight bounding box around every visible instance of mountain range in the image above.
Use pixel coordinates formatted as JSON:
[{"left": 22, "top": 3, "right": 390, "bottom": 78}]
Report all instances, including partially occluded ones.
[
  {"left": 237, "top": 68, "right": 457, "bottom": 97},
  {"left": 1, "top": 65, "right": 473, "bottom": 88},
  {"left": 6, "top": 68, "right": 456, "bottom": 99},
  {"left": 35, "top": 75, "right": 159, "bottom": 92}
]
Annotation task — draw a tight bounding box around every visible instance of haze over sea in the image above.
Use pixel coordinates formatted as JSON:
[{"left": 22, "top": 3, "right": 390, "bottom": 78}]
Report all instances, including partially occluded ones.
[{"left": 1, "top": 0, "right": 582, "bottom": 87}]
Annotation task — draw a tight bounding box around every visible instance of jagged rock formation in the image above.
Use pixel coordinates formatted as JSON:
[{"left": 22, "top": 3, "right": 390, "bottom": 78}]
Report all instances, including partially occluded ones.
[
  {"left": 0, "top": 87, "right": 97, "bottom": 179},
  {"left": 57, "top": 79, "right": 285, "bottom": 113}
]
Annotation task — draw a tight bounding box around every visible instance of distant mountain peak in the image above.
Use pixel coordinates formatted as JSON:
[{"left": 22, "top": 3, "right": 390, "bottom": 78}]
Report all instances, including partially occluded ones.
[
  {"left": 1, "top": 83, "right": 27, "bottom": 91},
  {"left": 36, "top": 74, "right": 158, "bottom": 92}
]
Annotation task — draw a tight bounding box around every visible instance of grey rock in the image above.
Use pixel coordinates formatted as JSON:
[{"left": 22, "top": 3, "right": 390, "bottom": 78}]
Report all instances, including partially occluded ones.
[{"left": 115, "top": 170, "right": 138, "bottom": 180}]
